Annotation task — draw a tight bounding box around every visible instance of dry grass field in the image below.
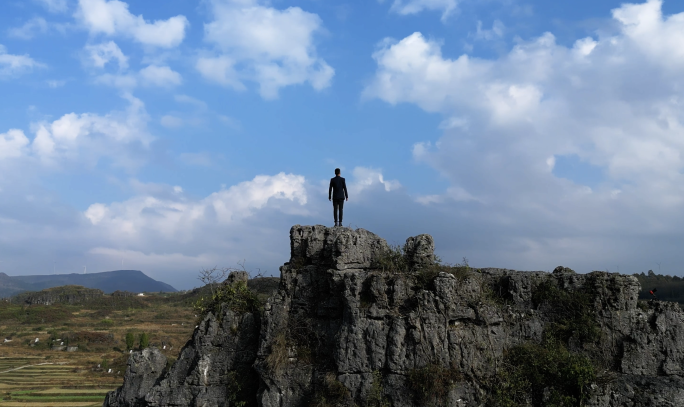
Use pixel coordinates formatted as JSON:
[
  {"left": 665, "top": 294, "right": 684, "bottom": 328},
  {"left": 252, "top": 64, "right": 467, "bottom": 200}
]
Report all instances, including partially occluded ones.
[{"left": 0, "top": 292, "right": 200, "bottom": 407}]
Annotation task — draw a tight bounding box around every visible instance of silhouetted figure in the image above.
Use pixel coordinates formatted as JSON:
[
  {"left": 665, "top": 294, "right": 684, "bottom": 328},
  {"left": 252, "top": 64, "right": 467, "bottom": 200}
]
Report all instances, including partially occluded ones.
[
  {"left": 329, "top": 168, "right": 348, "bottom": 227},
  {"left": 649, "top": 288, "right": 658, "bottom": 301}
]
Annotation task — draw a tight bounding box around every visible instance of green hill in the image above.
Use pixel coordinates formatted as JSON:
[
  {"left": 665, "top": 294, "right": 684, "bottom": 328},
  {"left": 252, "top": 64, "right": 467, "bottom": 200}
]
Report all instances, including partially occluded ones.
[{"left": 0, "top": 270, "right": 176, "bottom": 298}]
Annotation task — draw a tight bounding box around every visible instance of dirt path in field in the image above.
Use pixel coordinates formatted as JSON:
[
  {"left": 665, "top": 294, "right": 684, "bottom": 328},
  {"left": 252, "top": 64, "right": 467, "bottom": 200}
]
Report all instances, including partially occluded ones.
[{"left": 0, "top": 362, "right": 66, "bottom": 374}]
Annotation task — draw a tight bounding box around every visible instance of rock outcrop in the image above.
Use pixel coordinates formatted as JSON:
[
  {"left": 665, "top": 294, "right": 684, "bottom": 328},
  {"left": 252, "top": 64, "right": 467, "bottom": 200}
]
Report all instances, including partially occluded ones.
[
  {"left": 105, "top": 225, "right": 684, "bottom": 407},
  {"left": 14, "top": 285, "right": 104, "bottom": 305}
]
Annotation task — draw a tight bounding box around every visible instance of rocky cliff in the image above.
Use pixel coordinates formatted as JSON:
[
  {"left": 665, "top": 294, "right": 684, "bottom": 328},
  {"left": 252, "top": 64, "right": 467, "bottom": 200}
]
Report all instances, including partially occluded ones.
[
  {"left": 104, "top": 225, "right": 684, "bottom": 407},
  {"left": 14, "top": 285, "right": 105, "bottom": 305}
]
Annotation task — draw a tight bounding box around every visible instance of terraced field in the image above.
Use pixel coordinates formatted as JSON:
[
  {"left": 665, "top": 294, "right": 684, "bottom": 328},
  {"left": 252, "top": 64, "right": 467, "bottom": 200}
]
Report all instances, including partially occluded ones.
[
  {"left": 0, "top": 279, "right": 278, "bottom": 407},
  {"left": 0, "top": 357, "right": 120, "bottom": 407}
]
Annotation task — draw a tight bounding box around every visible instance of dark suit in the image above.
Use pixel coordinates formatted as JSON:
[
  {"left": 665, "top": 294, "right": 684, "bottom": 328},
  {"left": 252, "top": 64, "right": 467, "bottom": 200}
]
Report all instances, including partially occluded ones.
[{"left": 329, "top": 176, "right": 348, "bottom": 224}]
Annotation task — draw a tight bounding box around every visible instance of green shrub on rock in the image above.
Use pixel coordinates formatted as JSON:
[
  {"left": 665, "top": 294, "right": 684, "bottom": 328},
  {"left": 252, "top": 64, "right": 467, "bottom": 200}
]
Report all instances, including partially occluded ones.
[
  {"left": 490, "top": 339, "right": 595, "bottom": 407},
  {"left": 532, "top": 279, "right": 600, "bottom": 345},
  {"left": 365, "top": 371, "right": 389, "bottom": 407},
  {"left": 309, "top": 373, "right": 355, "bottom": 407},
  {"left": 407, "top": 363, "right": 462, "bottom": 406},
  {"left": 371, "top": 245, "right": 409, "bottom": 273},
  {"left": 193, "top": 280, "right": 262, "bottom": 320},
  {"left": 125, "top": 332, "right": 135, "bottom": 350},
  {"left": 139, "top": 332, "right": 149, "bottom": 349}
]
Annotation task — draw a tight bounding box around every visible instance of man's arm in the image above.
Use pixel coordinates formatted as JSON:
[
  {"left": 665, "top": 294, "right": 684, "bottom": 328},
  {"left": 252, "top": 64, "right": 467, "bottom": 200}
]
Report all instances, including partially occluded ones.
[
  {"left": 343, "top": 179, "right": 348, "bottom": 200},
  {"left": 329, "top": 179, "right": 333, "bottom": 200}
]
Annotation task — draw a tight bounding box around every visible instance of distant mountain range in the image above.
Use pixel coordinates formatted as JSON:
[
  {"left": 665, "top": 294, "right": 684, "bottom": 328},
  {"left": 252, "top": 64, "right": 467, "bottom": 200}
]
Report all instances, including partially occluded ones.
[{"left": 0, "top": 270, "right": 177, "bottom": 298}]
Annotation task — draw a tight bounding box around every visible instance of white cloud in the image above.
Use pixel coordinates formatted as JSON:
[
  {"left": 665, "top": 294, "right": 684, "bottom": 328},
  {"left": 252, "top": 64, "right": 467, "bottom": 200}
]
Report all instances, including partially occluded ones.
[
  {"left": 349, "top": 167, "right": 402, "bottom": 196},
  {"left": 196, "top": 56, "right": 244, "bottom": 91},
  {"left": 0, "top": 45, "right": 44, "bottom": 77},
  {"left": 0, "top": 129, "right": 30, "bottom": 159},
  {"left": 34, "top": 0, "right": 69, "bottom": 13},
  {"left": 93, "top": 64, "right": 182, "bottom": 89},
  {"left": 198, "top": 0, "right": 334, "bottom": 99},
  {"left": 138, "top": 65, "right": 182, "bottom": 87},
  {"left": 474, "top": 19, "right": 505, "bottom": 40},
  {"left": 160, "top": 115, "right": 183, "bottom": 128},
  {"left": 388, "top": 0, "right": 459, "bottom": 21},
  {"left": 31, "top": 94, "right": 153, "bottom": 169},
  {"left": 76, "top": 0, "right": 189, "bottom": 48},
  {"left": 85, "top": 41, "right": 128, "bottom": 69},
  {"left": 8, "top": 17, "right": 50, "bottom": 40},
  {"left": 364, "top": 0, "right": 684, "bottom": 271},
  {"left": 84, "top": 172, "right": 307, "bottom": 241},
  {"left": 174, "top": 94, "right": 208, "bottom": 109},
  {"left": 94, "top": 72, "right": 137, "bottom": 88},
  {"left": 47, "top": 79, "right": 67, "bottom": 88}
]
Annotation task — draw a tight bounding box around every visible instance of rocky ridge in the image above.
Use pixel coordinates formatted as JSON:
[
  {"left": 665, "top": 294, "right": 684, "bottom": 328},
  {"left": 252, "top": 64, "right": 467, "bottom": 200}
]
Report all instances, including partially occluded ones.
[
  {"left": 14, "top": 285, "right": 105, "bottom": 305},
  {"left": 104, "top": 225, "right": 684, "bottom": 407}
]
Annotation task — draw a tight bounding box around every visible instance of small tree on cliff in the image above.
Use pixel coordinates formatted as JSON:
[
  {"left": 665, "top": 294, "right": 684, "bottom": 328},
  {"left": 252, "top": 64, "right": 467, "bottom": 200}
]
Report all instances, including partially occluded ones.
[
  {"left": 139, "top": 332, "right": 149, "bottom": 349},
  {"left": 125, "top": 332, "right": 135, "bottom": 350}
]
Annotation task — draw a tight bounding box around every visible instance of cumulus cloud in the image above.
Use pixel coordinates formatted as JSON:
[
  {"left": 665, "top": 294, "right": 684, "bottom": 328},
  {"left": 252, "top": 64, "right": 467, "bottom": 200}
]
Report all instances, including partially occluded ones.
[
  {"left": 350, "top": 167, "right": 402, "bottom": 197},
  {"left": 76, "top": 0, "right": 189, "bottom": 48},
  {"left": 94, "top": 72, "right": 137, "bottom": 88},
  {"left": 85, "top": 44, "right": 182, "bottom": 89},
  {"left": 138, "top": 65, "right": 182, "bottom": 87},
  {"left": 8, "top": 17, "right": 50, "bottom": 39},
  {"left": 197, "top": 0, "right": 334, "bottom": 99},
  {"left": 0, "top": 45, "right": 44, "bottom": 77},
  {"left": 85, "top": 173, "right": 307, "bottom": 234},
  {"left": 85, "top": 41, "right": 128, "bottom": 69},
  {"left": 34, "top": 0, "right": 69, "bottom": 13},
  {"left": 0, "top": 96, "right": 351, "bottom": 289},
  {"left": 474, "top": 19, "right": 505, "bottom": 40},
  {"left": 387, "top": 0, "right": 459, "bottom": 21},
  {"left": 364, "top": 0, "right": 684, "bottom": 272},
  {"left": 31, "top": 94, "right": 153, "bottom": 169},
  {"left": 160, "top": 115, "right": 183, "bottom": 128},
  {"left": 0, "top": 130, "right": 30, "bottom": 159}
]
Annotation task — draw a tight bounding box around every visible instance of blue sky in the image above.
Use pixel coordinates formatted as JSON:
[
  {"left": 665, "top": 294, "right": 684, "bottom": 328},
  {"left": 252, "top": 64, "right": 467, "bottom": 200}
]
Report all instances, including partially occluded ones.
[{"left": 2, "top": 0, "right": 684, "bottom": 290}]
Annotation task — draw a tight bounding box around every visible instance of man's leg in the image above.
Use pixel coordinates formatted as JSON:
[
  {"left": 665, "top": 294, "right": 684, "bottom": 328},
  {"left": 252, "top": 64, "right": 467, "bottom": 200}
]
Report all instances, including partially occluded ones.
[
  {"left": 338, "top": 199, "right": 344, "bottom": 225},
  {"left": 333, "top": 199, "right": 339, "bottom": 225}
]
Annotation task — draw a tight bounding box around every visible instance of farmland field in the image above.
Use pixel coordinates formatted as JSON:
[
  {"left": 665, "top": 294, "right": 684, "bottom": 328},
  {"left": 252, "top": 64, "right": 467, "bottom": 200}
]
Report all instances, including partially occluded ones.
[
  {"left": 0, "top": 279, "right": 278, "bottom": 406},
  {"left": 0, "top": 290, "right": 201, "bottom": 407},
  {"left": 0, "top": 357, "right": 121, "bottom": 406}
]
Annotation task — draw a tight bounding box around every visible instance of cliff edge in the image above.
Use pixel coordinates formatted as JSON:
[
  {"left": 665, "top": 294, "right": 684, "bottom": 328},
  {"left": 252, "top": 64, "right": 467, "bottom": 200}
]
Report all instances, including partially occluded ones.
[{"left": 104, "top": 225, "right": 684, "bottom": 407}]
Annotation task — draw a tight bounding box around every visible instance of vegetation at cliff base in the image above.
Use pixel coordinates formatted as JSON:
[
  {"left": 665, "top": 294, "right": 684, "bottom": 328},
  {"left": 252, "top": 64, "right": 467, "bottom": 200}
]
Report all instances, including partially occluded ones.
[
  {"left": 490, "top": 339, "right": 595, "bottom": 407},
  {"left": 365, "top": 371, "right": 390, "bottom": 407},
  {"left": 407, "top": 363, "right": 463, "bottom": 406},
  {"left": 309, "top": 373, "right": 355, "bottom": 407},
  {"left": 490, "top": 278, "right": 599, "bottom": 406}
]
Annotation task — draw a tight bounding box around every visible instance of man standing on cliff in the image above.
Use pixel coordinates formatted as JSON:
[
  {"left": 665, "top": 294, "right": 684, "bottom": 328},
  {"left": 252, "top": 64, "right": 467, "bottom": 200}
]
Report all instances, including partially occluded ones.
[{"left": 329, "top": 168, "right": 348, "bottom": 227}]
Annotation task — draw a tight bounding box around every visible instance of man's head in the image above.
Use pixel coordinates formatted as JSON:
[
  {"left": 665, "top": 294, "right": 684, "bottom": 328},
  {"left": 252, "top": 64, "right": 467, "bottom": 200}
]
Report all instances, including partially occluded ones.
[{"left": 335, "top": 168, "right": 340, "bottom": 175}]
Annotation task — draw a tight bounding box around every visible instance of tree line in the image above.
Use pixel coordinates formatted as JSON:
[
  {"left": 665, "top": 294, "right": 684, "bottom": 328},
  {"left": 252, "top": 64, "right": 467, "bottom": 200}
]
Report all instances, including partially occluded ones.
[{"left": 633, "top": 270, "right": 684, "bottom": 304}]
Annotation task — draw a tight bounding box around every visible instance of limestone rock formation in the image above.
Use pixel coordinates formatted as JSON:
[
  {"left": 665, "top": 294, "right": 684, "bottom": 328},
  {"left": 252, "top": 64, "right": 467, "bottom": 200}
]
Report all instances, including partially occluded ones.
[
  {"left": 105, "top": 225, "right": 684, "bottom": 407},
  {"left": 104, "top": 347, "right": 168, "bottom": 407},
  {"left": 14, "top": 285, "right": 104, "bottom": 305}
]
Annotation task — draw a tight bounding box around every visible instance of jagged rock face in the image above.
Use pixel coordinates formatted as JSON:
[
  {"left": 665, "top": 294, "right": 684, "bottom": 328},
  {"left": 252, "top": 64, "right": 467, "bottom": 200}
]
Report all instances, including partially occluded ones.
[
  {"left": 104, "top": 347, "right": 168, "bottom": 407},
  {"left": 144, "top": 307, "right": 260, "bottom": 407},
  {"left": 105, "top": 225, "right": 684, "bottom": 407}
]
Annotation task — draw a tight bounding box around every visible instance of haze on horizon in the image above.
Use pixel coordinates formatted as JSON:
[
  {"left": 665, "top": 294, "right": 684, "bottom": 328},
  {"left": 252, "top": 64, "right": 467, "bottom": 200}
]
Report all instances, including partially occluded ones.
[{"left": 1, "top": 0, "right": 683, "bottom": 290}]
